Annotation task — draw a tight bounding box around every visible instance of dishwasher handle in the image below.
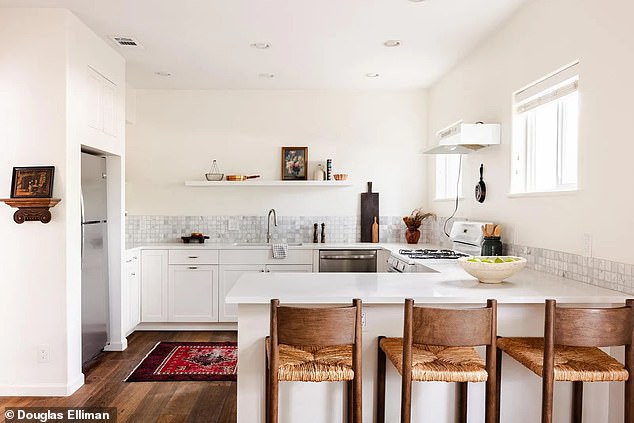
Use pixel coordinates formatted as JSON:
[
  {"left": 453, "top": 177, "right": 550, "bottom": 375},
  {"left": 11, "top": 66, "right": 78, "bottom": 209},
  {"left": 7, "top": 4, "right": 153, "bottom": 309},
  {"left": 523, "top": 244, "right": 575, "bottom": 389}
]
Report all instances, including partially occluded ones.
[{"left": 320, "top": 254, "right": 376, "bottom": 260}]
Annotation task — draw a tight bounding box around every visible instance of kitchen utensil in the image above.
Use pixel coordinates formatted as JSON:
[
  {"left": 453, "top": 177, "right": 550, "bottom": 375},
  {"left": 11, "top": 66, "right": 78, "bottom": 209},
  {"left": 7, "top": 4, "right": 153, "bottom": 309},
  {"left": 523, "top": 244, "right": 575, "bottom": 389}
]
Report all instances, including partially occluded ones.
[
  {"left": 493, "top": 225, "right": 501, "bottom": 237},
  {"left": 475, "top": 163, "right": 486, "bottom": 203},
  {"left": 372, "top": 216, "right": 379, "bottom": 243},
  {"left": 205, "top": 160, "right": 224, "bottom": 181},
  {"left": 226, "top": 174, "right": 261, "bottom": 181},
  {"left": 481, "top": 225, "right": 487, "bottom": 236},
  {"left": 333, "top": 173, "right": 348, "bottom": 181},
  {"left": 360, "top": 182, "right": 379, "bottom": 242}
]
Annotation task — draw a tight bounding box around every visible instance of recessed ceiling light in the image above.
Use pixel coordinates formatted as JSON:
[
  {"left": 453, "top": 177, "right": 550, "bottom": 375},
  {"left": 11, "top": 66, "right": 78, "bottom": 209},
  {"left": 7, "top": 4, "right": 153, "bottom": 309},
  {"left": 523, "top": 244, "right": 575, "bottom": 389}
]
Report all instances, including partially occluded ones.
[
  {"left": 384, "top": 40, "right": 401, "bottom": 47},
  {"left": 365, "top": 73, "right": 380, "bottom": 78},
  {"left": 251, "top": 42, "right": 271, "bottom": 49},
  {"left": 154, "top": 71, "right": 172, "bottom": 77},
  {"left": 259, "top": 73, "right": 275, "bottom": 78}
]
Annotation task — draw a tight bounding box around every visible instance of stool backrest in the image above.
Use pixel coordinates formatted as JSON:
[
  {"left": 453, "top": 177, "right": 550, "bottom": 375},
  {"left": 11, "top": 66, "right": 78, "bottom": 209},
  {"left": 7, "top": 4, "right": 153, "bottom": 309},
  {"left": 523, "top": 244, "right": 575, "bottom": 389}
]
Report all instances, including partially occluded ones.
[
  {"left": 409, "top": 299, "right": 497, "bottom": 347},
  {"left": 270, "top": 299, "right": 362, "bottom": 347},
  {"left": 546, "top": 299, "right": 634, "bottom": 348}
]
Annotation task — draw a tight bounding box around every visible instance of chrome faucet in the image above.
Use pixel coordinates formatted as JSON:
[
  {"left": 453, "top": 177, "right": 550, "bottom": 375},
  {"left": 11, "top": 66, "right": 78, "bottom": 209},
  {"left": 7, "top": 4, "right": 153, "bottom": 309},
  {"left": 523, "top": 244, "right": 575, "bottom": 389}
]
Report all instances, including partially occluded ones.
[{"left": 266, "top": 208, "right": 277, "bottom": 243}]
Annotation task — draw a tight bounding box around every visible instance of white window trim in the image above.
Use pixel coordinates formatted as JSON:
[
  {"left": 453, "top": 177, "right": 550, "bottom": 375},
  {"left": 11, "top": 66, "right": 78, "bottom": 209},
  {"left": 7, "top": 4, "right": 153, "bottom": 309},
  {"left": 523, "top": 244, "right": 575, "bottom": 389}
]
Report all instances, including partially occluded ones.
[{"left": 510, "top": 61, "right": 579, "bottom": 195}]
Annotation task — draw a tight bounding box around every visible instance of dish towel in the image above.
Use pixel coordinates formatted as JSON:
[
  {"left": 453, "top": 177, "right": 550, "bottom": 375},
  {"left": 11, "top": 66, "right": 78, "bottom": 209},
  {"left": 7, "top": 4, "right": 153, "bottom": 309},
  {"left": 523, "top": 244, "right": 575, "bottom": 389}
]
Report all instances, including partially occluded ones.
[{"left": 272, "top": 243, "right": 288, "bottom": 259}]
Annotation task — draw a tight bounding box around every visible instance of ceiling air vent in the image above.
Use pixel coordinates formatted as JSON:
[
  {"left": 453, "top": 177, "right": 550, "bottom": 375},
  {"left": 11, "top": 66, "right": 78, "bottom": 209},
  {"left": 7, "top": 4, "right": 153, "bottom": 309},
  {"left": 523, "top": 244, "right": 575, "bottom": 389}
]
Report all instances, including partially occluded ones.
[{"left": 110, "top": 36, "right": 143, "bottom": 48}]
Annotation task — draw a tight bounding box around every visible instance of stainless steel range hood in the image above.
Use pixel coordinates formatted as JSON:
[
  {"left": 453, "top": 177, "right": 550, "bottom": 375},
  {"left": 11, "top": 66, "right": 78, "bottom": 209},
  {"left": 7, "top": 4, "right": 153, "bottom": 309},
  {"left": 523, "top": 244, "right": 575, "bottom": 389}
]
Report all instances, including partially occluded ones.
[{"left": 424, "top": 121, "right": 500, "bottom": 155}]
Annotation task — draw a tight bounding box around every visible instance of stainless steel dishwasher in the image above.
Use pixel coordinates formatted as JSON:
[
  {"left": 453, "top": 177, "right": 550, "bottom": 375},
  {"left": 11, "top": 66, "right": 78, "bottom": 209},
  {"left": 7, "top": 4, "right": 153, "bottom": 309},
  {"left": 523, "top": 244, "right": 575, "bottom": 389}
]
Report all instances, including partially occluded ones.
[{"left": 319, "top": 250, "right": 377, "bottom": 272}]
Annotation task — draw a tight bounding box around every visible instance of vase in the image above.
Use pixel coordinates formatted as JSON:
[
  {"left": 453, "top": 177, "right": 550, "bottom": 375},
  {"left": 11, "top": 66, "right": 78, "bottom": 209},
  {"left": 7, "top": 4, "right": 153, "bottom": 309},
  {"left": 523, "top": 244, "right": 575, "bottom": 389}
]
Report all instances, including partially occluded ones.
[{"left": 405, "top": 227, "right": 421, "bottom": 244}]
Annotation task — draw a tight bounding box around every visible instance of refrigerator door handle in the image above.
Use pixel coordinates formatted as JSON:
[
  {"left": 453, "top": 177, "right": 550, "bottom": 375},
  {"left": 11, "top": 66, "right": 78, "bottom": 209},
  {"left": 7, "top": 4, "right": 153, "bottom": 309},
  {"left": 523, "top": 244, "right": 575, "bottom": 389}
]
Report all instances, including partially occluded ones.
[{"left": 80, "top": 190, "right": 85, "bottom": 266}]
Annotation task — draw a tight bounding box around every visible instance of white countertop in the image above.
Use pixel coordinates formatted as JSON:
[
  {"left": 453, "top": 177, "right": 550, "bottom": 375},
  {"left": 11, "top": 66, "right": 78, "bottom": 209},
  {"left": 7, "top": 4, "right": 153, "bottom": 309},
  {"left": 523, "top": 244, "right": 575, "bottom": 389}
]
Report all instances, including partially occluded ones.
[
  {"left": 126, "top": 241, "right": 417, "bottom": 251},
  {"left": 226, "top": 263, "right": 630, "bottom": 304}
]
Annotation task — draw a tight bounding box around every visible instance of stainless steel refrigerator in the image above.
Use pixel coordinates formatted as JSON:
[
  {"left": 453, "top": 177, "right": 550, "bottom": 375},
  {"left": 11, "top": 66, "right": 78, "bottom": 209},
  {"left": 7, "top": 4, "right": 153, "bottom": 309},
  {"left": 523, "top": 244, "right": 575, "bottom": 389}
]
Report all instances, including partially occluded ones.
[{"left": 81, "top": 152, "right": 109, "bottom": 364}]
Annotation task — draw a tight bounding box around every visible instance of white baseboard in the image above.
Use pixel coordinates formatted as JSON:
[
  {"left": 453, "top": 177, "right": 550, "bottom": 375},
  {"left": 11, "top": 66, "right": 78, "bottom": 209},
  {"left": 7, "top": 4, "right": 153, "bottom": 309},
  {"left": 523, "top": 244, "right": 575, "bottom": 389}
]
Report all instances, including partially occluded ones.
[
  {"left": 0, "top": 373, "right": 84, "bottom": 397},
  {"left": 134, "top": 322, "right": 237, "bottom": 331},
  {"left": 103, "top": 338, "right": 128, "bottom": 351}
]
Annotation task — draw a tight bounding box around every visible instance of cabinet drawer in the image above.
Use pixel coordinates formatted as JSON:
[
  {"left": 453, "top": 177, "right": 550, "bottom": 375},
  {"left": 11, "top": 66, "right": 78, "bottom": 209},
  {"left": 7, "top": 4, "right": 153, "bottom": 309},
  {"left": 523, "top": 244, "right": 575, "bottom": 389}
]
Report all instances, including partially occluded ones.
[
  {"left": 169, "top": 249, "right": 219, "bottom": 265},
  {"left": 219, "top": 248, "right": 313, "bottom": 265}
]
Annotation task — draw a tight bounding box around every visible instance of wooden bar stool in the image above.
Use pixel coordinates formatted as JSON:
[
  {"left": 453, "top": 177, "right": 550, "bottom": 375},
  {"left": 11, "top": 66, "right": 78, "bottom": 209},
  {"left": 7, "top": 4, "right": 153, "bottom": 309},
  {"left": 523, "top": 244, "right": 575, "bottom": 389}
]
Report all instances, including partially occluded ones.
[
  {"left": 377, "top": 298, "right": 498, "bottom": 423},
  {"left": 265, "top": 298, "right": 362, "bottom": 423},
  {"left": 496, "top": 299, "right": 634, "bottom": 423}
]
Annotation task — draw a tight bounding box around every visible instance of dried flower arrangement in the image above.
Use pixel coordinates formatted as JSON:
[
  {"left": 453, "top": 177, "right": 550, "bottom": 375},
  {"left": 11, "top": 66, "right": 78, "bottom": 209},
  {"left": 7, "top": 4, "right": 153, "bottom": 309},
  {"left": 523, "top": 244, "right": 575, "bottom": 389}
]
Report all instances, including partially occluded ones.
[{"left": 402, "top": 209, "right": 435, "bottom": 229}]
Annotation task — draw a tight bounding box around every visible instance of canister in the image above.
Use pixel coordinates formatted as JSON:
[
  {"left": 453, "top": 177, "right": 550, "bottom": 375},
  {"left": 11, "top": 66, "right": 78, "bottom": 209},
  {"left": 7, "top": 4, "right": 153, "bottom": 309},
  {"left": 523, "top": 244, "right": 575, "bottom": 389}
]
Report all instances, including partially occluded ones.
[{"left": 481, "top": 236, "right": 502, "bottom": 256}]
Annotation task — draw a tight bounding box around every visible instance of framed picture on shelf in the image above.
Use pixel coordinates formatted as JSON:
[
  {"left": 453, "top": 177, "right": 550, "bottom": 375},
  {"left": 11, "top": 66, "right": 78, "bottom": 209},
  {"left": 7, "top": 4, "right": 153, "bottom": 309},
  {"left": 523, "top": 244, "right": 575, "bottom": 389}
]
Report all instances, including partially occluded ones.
[
  {"left": 281, "top": 146, "right": 308, "bottom": 180},
  {"left": 10, "top": 166, "right": 55, "bottom": 198}
]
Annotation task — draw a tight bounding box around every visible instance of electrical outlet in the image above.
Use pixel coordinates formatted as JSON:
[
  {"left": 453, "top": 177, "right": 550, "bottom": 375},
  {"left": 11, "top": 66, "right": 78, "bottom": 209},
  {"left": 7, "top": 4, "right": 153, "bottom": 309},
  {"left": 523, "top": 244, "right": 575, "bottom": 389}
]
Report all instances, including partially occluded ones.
[
  {"left": 583, "top": 234, "right": 593, "bottom": 257},
  {"left": 361, "top": 312, "right": 367, "bottom": 330},
  {"left": 228, "top": 220, "right": 239, "bottom": 231},
  {"left": 37, "top": 344, "right": 50, "bottom": 363}
]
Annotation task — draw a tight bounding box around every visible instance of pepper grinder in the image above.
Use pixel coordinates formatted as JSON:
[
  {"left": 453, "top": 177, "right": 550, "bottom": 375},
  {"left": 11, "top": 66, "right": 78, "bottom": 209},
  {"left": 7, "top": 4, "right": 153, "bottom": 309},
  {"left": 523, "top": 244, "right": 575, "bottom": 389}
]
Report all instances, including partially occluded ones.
[
  {"left": 320, "top": 223, "right": 326, "bottom": 243},
  {"left": 313, "top": 223, "right": 319, "bottom": 243}
]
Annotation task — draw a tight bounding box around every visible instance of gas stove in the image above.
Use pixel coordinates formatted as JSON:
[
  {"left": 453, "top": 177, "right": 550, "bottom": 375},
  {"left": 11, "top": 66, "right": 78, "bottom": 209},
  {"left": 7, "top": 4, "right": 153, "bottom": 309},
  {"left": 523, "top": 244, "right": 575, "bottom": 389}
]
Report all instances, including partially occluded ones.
[
  {"left": 386, "top": 221, "right": 492, "bottom": 273},
  {"left": 398, "top": 249, "right": 469, "bottom": 260}
]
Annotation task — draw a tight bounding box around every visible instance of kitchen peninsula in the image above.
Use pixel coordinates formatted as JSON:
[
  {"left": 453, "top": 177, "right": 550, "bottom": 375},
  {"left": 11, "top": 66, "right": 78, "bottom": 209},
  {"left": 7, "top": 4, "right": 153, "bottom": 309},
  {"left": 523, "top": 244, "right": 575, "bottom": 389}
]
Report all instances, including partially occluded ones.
[{"left": 226, "top": 265, "right": 630, "bottom": 423}]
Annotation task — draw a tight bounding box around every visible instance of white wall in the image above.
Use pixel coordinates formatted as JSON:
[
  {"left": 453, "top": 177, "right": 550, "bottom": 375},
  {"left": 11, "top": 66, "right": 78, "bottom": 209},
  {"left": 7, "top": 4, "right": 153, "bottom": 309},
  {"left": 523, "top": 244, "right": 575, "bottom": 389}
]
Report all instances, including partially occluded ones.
[
  {"left": 0, "top": 8, "right": 125, "bottom": 395},
  {"left": 126, "top": 89, "right": 428, "bottom": 217},
  {"left": 426, "top": 0, "right": 634, "bottom": 265},
  {"left": 0, "top": 9, "right": 75, "bottom": 394}
]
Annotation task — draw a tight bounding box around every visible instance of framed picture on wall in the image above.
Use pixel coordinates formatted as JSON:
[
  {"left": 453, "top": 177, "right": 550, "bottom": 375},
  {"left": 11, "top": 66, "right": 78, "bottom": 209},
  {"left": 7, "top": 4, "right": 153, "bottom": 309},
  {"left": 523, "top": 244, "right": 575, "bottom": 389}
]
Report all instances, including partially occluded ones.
[
  {"left": 10, "top": 166, "right": 55, "bottom": 198},
  {"left": 281, "top": 147, "right": 308, "bottom": 180}
]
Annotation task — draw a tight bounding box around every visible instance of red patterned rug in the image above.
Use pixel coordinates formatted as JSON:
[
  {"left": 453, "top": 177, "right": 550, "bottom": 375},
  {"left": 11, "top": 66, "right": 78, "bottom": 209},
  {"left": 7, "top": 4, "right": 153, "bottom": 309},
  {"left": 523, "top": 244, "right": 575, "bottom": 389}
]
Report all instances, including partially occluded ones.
[{"left": 125, "top": 341, "right": 237, "bottom": 382}]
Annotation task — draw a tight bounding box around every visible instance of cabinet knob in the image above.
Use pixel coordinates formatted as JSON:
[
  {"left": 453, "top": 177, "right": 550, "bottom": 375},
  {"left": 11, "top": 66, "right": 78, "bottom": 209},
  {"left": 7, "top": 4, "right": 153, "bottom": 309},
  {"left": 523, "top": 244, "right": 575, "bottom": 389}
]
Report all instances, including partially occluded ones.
[
  {"left": 266, "top": 269, "right": 271, "bottom": 273},
  {"left": 131, "top": 272, "right": 136, "bottom": 276}
]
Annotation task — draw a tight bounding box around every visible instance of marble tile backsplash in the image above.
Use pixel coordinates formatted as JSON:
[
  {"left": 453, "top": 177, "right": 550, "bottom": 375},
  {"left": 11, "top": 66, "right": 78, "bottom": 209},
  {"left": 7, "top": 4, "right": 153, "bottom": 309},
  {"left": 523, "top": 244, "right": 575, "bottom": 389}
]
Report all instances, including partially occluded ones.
[
  {"left": 126, "top": 215, "right": 411, "bottom": 246},
  {"left": 424, "top": 216, "right": 634, "bottom": 295},
  {"left": 126, "top": 215, "right": 633, "bottom": 295}
]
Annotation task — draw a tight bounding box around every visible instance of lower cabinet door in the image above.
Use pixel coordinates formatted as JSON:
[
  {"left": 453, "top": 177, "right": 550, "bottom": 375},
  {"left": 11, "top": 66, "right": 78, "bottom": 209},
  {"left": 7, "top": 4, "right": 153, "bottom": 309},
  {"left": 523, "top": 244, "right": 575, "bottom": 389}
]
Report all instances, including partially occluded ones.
[
  {"left": 168, "top": 265, "right": 218, "bottom": 322},
  {"left": 218, "top": 265, "right": 263, "bottom": 322},
  {"left": 141, "top": 250, "right": 168, "bottom": 322}
]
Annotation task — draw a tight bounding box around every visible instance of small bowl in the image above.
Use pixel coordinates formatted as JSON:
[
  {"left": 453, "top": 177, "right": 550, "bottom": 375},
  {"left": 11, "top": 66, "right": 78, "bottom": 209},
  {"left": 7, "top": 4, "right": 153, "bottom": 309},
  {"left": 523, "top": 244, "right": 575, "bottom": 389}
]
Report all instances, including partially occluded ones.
[
  {"left": 333, "top": 173, "right": 348, "bottom": 181},
  {"left": 205, "top": 173, "right": 224, "bottom": 181},
  {"left": 458, "top": 256, "right": 527, "bottom": 284}
]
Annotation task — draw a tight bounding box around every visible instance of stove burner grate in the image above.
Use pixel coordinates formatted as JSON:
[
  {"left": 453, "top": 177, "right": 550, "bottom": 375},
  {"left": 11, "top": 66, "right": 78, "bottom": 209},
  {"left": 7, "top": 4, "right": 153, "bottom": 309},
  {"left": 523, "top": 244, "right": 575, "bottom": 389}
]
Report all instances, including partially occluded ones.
[{"left": 398, "top": 248, "right": 470, "bottom": 260}]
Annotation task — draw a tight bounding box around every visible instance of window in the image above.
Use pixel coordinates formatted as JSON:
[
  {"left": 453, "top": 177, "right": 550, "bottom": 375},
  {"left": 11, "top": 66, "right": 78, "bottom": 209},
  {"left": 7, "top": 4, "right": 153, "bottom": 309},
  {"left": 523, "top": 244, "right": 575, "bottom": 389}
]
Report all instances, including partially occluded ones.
[
  {"left": 511, "top": 62, "right": 579, "bottom": 194},
  {"left": 435, "top": 154, "right": 462, "bottom": 200}
]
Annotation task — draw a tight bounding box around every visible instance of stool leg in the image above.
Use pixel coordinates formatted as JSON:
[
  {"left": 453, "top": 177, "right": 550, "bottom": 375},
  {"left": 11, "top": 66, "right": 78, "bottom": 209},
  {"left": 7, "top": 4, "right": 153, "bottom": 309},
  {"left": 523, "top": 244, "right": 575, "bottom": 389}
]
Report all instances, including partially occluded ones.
[
  {"left": 571, "top": 382, "right": 583, "bottom": 423},
  {"left": 496, "top": 348, "right": 502, "bottom": 423},
  {"left": 265, "top": 354, "right": 270, "bottom": 423},
  {"left": 268, "top": 368, "right": 279, "bottom": 423},
  {"left": 347, "top": 380, "right": 353, "bottom": 423},
  {"left": 377, "top": 337, "right": 387, "bottom": 423},
  {"left": 456, "top": 382, "right": 468, "bottom": 423}
]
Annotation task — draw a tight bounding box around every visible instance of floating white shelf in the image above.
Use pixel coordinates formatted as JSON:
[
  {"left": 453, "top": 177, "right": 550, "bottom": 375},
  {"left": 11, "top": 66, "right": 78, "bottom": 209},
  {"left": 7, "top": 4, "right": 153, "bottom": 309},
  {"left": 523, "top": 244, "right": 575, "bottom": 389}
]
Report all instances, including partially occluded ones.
[{"left": 185, "top": 180, "right": 353, "bottom": 187}]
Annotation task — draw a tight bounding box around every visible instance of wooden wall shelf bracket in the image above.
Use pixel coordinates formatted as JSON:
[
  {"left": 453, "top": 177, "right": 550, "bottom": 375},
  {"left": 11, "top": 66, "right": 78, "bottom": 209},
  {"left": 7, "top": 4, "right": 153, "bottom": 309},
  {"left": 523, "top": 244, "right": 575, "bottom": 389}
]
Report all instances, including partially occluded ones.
[{"left": 1, "top": 198, "right": 62, "bottom": 224}]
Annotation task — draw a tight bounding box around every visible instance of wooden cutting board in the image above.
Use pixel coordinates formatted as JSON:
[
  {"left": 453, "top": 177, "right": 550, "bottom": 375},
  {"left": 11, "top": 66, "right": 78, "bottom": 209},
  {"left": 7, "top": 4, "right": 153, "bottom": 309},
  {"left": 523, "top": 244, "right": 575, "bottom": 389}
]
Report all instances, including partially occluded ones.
[{"left": 360, "top": 182, "right": 379, "bottom": 242}]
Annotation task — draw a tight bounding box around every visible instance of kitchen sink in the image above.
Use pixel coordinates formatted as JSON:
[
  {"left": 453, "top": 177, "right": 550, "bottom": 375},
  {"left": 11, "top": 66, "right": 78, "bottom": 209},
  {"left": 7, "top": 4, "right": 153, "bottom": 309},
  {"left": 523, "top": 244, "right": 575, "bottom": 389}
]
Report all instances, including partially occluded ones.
[{"left": 232, "top": 242, "right": 303, "bottom": 247}]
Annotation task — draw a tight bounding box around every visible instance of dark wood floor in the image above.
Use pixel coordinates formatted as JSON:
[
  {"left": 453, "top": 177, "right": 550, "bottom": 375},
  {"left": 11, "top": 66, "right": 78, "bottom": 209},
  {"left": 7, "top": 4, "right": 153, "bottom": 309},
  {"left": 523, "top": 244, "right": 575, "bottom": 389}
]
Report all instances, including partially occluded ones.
[{"left": 0, "top": 331, "right": 237, "bottom": 423}]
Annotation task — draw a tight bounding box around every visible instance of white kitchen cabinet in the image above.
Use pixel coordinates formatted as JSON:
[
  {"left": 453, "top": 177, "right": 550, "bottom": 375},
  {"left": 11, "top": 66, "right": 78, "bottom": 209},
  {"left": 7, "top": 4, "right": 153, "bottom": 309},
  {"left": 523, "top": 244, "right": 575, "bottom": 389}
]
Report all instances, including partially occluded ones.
[
  {"left": 141, "top": 250, "right": 169, "bottom": 322},
  {"left": 218, "top": 262, "right": 313, "bottom": 322},
  {"left": 124, "top": 251, "right": 141, "bottom": 334},
  {"left": 87, "top": 67, "right": 117, "bottom": 138},
  {"left": 219, "top": 265, "right": 263, "bottom": 322},
  {"left": 168, "top": 265, "right": 218, "bottom": 322}
]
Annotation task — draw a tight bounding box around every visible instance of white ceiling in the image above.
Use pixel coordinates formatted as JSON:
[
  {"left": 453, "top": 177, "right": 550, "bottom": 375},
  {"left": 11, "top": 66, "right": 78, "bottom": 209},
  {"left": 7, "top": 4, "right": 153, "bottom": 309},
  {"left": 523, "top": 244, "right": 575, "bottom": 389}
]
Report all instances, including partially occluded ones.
[{"left": 0, "top": 0, "right": 529, "bottom": 89}]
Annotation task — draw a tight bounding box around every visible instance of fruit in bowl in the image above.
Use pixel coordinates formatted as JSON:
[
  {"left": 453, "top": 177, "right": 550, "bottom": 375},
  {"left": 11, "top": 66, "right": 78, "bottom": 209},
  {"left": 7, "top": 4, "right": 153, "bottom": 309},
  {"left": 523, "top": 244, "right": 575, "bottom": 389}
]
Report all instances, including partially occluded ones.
[{"left": 458, "top": 256, "right": 527, "bottom": 284}]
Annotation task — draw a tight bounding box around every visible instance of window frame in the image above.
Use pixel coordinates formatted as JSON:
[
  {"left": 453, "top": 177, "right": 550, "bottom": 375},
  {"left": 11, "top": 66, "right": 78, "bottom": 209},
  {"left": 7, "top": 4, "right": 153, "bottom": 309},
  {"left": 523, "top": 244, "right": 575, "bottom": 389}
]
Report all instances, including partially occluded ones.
[
  {"left": 434, "top": 154, "right": 463, "bottom": 201},
  {"left": 510, "top": 62, "right": 580, "bottom": 195}
]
